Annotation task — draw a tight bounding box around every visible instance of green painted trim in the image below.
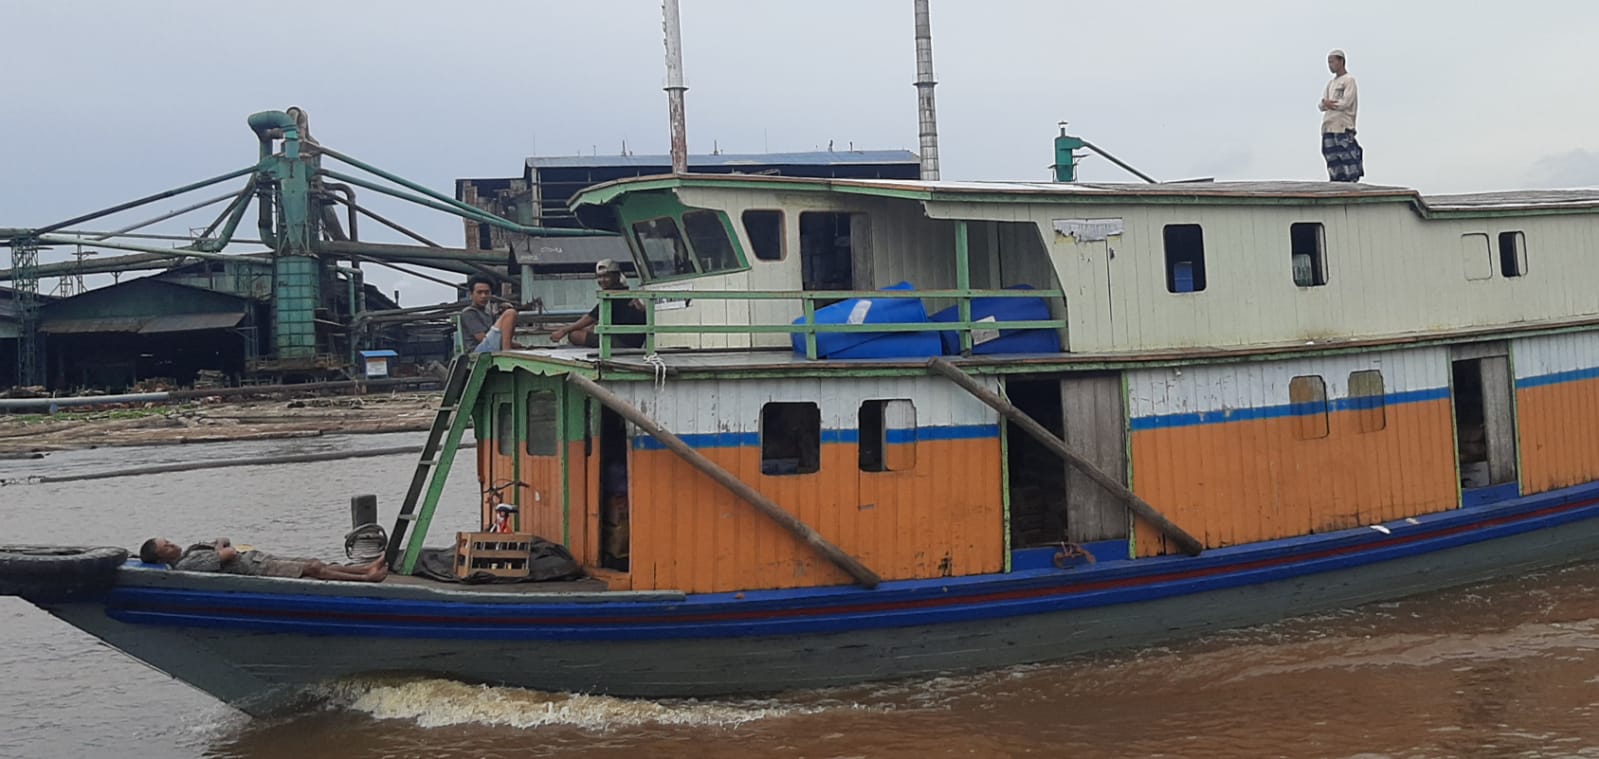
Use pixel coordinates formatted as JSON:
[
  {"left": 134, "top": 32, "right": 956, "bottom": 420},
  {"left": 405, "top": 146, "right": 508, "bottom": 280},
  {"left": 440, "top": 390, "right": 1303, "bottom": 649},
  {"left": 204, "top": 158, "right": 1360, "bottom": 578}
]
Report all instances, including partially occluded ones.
[
  {"left": 490, "top": 319, "right": 1599, "bottom": 384},
  {"left": 399, "top": 355, "right": 490, "bottom": 574},
  {"left": 613, "top": 191, "right": 751, "bottom": 286},
  {"left": 615, "top": 288, "right": 1064, "bottom": 300},
  {"left": 955, "top": 220, "right": 973, "bottom": 354},
  {"left": 1121, "top": 371, "right": 1137, "bottom": 561},
  {"left": 998, "top": 383, "right": 1012, "bottom": 573}
]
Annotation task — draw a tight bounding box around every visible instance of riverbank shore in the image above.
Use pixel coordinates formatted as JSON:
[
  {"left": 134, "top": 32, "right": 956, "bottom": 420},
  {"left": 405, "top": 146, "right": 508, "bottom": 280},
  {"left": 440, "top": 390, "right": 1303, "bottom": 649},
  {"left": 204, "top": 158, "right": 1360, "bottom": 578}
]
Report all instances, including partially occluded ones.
[{"left": 0, "top": 392, "right": 440, "bottom": 455}]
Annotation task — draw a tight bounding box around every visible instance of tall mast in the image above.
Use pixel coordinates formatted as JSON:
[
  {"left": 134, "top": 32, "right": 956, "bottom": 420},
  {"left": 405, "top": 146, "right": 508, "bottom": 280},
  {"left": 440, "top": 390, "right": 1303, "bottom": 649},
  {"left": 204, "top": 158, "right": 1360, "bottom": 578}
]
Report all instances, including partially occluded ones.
[
  {"left": 913, "top": 0, "right": 941, "bottom": 181},
  {"left": 663, "top": 0, "right": 689, "bottom": 174}
]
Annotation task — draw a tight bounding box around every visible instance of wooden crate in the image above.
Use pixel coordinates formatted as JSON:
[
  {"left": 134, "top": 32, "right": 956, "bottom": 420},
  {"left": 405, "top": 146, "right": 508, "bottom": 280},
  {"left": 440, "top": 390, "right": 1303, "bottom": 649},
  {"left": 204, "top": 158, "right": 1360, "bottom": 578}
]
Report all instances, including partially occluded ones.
[{"left": 454, "top": 531, "right": 533, "bottom": 579}]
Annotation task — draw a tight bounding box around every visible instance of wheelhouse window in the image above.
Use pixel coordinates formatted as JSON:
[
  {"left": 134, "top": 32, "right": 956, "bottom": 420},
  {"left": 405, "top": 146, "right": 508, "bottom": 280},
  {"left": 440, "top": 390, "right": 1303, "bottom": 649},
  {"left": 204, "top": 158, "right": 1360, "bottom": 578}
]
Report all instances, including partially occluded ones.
[
  {"left": 1347, "top": 370, "right": 1386, "bottom": 433},
  {"left": 859, "top": 399, "right": 917, "bottom": 472},
  {"left": 799, "top": 212, "right": 862, "bottom": 291},
  {"left": 1460, "top": 233, "right": 1493, "bottom": 281},
  {"left": 525, "top": 390, "right": 557, "bottom": 456},
  {"left": 1163, "top": 224, "right": 1207, "bottom": 293},
  {"left": 1289, "top": 375, "right": 1329, "bottom": 440},
  {"left": 681, "top": 210, "right": 742, "bottom": 274},
  {"left": 1498, "top": 231, "right": 1527, "bottom": 277},
  {"left": 1290, "top": 222, "right": 1327, "bottom": 287},
  {"left": 760, "top": 402, "right": 821, "bottom": 475},
  {"left": 632, "top": 216, "right": 694, "bottom": 279},
  {"left": 742, "top": 209, "right": 785, "bottom": 261}
]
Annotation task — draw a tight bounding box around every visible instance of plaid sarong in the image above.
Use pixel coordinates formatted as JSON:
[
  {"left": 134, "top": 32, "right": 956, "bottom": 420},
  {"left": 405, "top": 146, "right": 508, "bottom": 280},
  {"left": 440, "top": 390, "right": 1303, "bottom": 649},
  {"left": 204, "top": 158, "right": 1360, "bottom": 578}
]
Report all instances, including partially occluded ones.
[{"left": 1322, "top": 130, "right": 1364, "bottom": 182}]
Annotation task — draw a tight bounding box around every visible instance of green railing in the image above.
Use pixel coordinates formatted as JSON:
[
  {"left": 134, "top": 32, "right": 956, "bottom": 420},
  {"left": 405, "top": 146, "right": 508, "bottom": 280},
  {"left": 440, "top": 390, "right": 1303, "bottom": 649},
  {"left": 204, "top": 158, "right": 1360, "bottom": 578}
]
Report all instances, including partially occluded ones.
[{"left": 593, "top": 288, "right": 1066, "bottom": 359}]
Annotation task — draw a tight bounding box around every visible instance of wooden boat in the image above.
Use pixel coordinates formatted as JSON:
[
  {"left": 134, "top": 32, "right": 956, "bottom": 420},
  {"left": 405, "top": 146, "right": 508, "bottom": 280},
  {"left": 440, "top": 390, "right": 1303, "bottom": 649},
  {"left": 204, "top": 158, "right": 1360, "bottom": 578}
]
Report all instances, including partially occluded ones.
[{"left": 13, "top": 174, "right": 1599, "bottom": 716}]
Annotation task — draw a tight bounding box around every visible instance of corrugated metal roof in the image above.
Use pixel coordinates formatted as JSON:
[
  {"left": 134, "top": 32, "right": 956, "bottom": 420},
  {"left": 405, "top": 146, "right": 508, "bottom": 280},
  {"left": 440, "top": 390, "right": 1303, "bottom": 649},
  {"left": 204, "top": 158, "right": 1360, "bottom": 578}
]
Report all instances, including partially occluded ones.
[
  {"left": 40, "top": 311, "right": 244, "bottom": 335},
  {"left": 527, "top": 150, "right": 919, "bottom": 170},
  {"left": 140, "top": 312, "right": 245, "bottom": 333},
  {"left": 40, "top": 317, "right": 147, "bottom": 334}
]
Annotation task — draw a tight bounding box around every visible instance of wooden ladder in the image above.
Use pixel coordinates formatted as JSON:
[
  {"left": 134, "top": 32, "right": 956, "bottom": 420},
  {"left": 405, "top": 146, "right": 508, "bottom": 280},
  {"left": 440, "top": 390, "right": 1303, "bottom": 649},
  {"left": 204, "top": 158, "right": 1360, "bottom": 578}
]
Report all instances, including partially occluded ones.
[{"left": 385, "top": 355, "right": 484, "bottom": 571}]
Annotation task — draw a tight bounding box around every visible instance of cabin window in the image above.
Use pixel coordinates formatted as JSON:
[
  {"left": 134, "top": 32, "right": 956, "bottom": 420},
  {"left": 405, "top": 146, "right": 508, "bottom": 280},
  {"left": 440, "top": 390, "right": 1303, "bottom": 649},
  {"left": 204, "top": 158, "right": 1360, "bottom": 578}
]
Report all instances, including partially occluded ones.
[
  {"left": 496, "top": 402, "right": 515, "bottom": 456},
  {"left": 859, "top": 399, "right": 917, "bottom": 472},
  {"left": 760, "top": 402, "right": 821, "bottom": 475},
  {"left": 477, "top": 222, "right": 492, "bottom": 251},
  {"left": 1348, "top": 370, "right": 1386, "bottom": 433},
  {"left": 525, "top": 390, "right": 558, "bottom": 456},
  {"left": 742, "top": 209, "right": 785, "bottom": 261},
  {"left": 798, "top": 212, "right": 862, "bottom": 290},
  {"left": 1498, "top": 231, "right": 1527, "bottom": 277},
  {"left": 1460, "top": 233, "right": 1493, "bottom": 281},
  {"left": 632, "top": 216, "right": 694, "bottom": 278},
  {"left": 1289, "top": 375, "right": 1329, "bottom": 440},
  {"left": 1290, "top": 223, "right": 1328, "bottom": 287},
  {"left": 682, "top": 210, "right": 742, "bottom": 273},
  {"left": 1162, "top": 224, "right": 1207, "bottom": 293}
]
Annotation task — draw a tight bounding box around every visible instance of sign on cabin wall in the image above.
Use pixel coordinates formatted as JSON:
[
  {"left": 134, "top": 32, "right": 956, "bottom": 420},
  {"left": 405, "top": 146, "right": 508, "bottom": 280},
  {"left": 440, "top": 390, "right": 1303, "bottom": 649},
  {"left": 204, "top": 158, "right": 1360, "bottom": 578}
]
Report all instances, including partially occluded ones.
[{"left": 1053, "top": 218, "right": 1125, "bottom": 242}]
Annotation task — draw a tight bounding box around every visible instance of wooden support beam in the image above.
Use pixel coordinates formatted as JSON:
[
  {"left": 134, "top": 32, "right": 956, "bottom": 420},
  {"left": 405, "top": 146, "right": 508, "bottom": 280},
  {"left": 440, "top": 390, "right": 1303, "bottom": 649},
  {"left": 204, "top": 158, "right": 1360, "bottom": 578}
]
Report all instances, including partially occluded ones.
[
  {"left": 927, "top": 357, "right": 1205, "bottom": 557},
  {"left": 564, "top": 373, "right": 882, "bottom": 588}
]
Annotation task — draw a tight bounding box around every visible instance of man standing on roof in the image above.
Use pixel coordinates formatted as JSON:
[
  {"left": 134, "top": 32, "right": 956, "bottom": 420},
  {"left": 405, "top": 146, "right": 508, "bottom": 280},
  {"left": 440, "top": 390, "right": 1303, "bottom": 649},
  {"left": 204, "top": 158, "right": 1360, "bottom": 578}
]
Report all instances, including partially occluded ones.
[
  {"left": 1319, "top": 48, "right": 1363, "bottom": 182},
  {"left": 460, "top": 275, "right": 518, "bottom": 353},
  {"left": 550, "top": 259, "right": 648, "bottom": 350}
]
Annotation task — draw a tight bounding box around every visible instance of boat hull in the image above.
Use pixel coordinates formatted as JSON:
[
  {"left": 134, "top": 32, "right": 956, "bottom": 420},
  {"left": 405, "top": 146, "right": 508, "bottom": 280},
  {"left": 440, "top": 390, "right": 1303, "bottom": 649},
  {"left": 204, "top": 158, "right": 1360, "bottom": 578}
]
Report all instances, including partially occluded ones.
[{"left": 32, "top": 484, "right": 1599, "bottom": 717}]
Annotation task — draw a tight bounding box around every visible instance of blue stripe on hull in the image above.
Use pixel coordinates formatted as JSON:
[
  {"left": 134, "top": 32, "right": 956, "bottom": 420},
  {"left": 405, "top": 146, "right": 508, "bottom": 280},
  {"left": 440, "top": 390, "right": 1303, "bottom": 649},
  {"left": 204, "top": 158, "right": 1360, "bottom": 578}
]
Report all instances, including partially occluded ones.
[
  {"left": 1129, "top": 387, "right": 1450, "bottom": 431},
  {"left": 1517, "top": 365, "right": 1599, "bottom": 389},
  {"left": 631, "top": 423, "right": 998, "bottom": 450},
  {"left": 101, "top": 480, "right": 1599, "bottom": 642}
]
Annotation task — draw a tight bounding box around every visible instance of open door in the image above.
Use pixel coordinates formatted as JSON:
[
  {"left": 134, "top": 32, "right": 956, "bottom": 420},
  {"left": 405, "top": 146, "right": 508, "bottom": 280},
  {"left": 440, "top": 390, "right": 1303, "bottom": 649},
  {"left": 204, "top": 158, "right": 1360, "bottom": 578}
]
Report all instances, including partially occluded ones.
[
  {"left": 594, "top": 406, "right": 631, "bottom": 571},
  {"left": 1451, "top": 343, "right": 1519, "bottom": 504}
]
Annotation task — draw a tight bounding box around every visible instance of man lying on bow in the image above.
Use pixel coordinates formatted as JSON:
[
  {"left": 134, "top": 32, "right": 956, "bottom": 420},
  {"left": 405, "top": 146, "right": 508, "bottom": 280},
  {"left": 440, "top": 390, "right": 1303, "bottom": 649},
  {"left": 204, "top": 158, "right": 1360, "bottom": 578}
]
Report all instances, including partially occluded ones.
[{"left": 138, "top": 537, "right": 387, "bottom": 582}]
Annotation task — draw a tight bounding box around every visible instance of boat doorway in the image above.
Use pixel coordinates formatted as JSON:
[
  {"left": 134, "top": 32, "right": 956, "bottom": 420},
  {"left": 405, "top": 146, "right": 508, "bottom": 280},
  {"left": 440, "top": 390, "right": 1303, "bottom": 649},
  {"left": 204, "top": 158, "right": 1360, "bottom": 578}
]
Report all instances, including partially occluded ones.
[
  {"left": 596, "top": 406, "right": 631, "bottom": 571},
  {"left": 1005, "top": 378, "right": 1066, "bottom": 547},
  {"left": 1005, "top": 374, "right": 1130, "bottom": 548},
  {"left": 1451, "top": 344, "right": 1518, "bottom": 499}
]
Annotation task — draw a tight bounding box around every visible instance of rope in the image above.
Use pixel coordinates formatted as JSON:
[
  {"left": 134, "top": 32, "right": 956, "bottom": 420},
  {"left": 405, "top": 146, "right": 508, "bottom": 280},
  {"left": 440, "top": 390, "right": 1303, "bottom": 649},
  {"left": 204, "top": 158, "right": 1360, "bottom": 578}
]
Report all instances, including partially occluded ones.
[
  {"left": 643, "top": 352, "right": 668, "bottom": 392},
  {"left": 344, "top": 523, "right": 388, "bottom": 562}
]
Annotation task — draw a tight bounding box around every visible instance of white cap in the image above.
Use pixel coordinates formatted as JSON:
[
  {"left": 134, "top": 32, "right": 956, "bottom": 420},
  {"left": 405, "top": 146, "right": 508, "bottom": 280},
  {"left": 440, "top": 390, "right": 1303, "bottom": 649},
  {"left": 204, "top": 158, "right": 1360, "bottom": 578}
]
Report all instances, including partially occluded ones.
[
  {"left": 1328, "top": 48, "right": 1346, "bottom": 60},
  {"left": 595, "top": 258, "right": 622, "bottom": 276}
]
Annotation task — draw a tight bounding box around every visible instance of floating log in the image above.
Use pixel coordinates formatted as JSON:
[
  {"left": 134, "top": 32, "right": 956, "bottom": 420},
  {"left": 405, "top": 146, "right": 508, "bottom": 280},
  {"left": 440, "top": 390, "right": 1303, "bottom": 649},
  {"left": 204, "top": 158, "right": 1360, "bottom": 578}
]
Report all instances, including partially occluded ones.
[{"left": 9, "top": 445, "right": 423, "bottom": 485}]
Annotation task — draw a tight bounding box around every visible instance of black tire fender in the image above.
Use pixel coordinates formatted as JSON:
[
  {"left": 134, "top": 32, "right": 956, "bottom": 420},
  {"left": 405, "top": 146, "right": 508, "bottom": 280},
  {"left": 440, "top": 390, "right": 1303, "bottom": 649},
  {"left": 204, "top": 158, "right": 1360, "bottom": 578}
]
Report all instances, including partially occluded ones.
[{"left": 0, "top": 545, "right": 129, "bottom": 576}]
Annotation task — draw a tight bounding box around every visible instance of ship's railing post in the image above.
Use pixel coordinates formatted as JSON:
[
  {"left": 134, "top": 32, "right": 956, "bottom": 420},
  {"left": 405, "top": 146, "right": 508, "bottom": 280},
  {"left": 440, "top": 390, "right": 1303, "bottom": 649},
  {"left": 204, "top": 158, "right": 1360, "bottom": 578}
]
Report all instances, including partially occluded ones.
[
  {"left": 802, "top": 295, "right": 818, "bottom": 360},
  {"left": 955, "top": 220, "right": 973, "bottom": 355}
]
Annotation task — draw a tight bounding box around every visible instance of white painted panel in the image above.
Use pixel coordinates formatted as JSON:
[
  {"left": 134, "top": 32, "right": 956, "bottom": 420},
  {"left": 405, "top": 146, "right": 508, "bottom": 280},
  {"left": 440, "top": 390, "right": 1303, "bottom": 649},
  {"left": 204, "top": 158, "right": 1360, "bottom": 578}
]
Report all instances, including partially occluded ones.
[
  {"left": 1127, "top": 346, "right": 1450, "bottom": 418},
  {"left": 613, "top": 374, "right": 1000, "bottom": 435},
  {"left": 1513, "top": 331, "right": 1599, "bottom": 379}
]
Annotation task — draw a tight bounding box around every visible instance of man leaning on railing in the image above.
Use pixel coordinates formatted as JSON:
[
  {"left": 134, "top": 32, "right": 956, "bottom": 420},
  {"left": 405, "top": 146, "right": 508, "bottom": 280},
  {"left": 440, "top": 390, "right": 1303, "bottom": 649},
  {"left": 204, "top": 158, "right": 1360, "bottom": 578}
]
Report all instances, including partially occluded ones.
[{"left": 550, "top": 259, "right": 647, "bottom": 349}]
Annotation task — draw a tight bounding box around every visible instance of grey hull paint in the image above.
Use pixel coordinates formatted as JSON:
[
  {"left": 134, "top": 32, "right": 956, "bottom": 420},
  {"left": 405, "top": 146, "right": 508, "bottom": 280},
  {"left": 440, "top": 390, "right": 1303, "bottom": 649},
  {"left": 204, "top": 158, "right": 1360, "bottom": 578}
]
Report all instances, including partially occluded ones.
[{"left": 39, "top": 518, "right": 1599, "bottom": 717}]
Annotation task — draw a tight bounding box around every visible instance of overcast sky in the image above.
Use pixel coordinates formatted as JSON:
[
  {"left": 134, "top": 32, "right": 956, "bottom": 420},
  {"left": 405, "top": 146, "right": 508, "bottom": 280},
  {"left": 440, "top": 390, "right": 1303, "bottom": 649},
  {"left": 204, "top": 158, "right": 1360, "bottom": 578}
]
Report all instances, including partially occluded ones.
[{"left": 4, "top": 0, "right": 1597, "bottom": 304}]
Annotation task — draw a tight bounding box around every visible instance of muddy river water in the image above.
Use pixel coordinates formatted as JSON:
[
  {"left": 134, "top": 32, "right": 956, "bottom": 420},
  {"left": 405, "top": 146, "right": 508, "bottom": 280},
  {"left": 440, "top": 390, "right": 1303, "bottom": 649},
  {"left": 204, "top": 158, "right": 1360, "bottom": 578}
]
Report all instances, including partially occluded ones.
[{"left": 4, "top": 432, "right": 1599, "bottom": 758}]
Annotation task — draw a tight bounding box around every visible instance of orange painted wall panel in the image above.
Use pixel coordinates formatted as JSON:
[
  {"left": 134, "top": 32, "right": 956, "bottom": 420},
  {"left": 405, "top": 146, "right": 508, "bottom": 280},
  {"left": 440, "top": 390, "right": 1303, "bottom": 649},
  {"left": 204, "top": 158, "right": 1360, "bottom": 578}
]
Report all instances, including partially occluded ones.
[
  {"left": 1519, "top": 377, "right": 1599, "bottom": 494},
  {"left": 515, "top": 451, "right": 564, "bottom": 546},
  {"left": 1131, "top": 399, "right": 1458, "bottom": 556},
  {"left": 627, "top": 438, "right": 1005, "bottom": 593}
]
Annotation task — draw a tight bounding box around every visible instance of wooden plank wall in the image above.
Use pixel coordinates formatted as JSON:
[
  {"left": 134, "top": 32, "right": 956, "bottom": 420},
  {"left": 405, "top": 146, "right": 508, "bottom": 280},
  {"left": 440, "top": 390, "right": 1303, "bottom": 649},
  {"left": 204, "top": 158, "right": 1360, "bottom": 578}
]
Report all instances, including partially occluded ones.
[
  {"left": 1126, "top": 347, "right": 1459, "bottom": 556},
  {"left": 614, "top": 376, "right": 1006, "bottom": 593}
]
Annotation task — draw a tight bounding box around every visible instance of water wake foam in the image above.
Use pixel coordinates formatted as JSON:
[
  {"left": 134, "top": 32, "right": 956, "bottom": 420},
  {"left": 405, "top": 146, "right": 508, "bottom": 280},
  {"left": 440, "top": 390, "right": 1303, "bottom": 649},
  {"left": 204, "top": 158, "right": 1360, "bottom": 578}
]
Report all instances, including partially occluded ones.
[{"left": 321, "top": 677, "right": 845, "bottom": 731}]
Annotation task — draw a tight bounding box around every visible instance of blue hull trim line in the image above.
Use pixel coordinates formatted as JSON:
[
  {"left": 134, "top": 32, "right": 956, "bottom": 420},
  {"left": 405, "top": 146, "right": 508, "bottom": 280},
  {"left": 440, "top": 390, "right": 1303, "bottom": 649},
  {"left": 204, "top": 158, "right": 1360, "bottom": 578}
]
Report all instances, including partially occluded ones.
[
  {"left": 102, "top": 480, "right": 1599, "bottom": 642},
  {"left": 1516, "top": 365, "right": 1599, "bottom": 390},
  {"left": 631, "top": 423, "right": 999, "bottom": 451},
  {"left": 1130, "top": 387, "right": 1450, "bottom": 431}
]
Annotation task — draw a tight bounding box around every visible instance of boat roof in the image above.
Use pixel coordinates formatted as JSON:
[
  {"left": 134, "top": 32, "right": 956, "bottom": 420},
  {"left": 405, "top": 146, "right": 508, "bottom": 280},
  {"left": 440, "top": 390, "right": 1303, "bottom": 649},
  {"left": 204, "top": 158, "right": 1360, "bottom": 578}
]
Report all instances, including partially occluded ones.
[{"left": 570, "top": 174, "right": 1599, "bottom": 216}]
